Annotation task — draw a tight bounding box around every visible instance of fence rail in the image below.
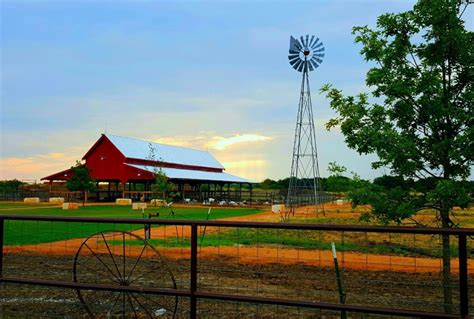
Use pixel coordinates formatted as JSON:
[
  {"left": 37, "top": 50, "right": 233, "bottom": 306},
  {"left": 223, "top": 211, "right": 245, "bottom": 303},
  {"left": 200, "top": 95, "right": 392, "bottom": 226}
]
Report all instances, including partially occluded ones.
[{"left": 0, "top": 215, "right": 472, "bottom": 318}]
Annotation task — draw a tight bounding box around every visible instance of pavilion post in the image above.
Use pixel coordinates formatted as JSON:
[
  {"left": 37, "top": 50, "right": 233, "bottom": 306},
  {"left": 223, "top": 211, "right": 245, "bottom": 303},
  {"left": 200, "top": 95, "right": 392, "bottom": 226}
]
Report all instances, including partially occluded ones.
[{"left": 249, "top": 183, "right": 253, "bottom": 207}]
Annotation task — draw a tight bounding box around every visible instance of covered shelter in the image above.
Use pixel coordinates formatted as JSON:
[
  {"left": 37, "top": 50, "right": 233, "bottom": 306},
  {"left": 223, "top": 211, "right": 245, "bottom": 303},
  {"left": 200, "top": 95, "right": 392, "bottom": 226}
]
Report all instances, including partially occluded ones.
[{"left": 42, "top": 134, "right": 254, "bottom": 202}]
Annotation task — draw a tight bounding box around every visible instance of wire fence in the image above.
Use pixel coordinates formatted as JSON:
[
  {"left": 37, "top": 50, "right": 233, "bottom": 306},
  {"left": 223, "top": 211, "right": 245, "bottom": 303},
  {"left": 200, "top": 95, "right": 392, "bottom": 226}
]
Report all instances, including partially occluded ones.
[{"left": 0, "top": 215, "right": 472, "bottom": 318}]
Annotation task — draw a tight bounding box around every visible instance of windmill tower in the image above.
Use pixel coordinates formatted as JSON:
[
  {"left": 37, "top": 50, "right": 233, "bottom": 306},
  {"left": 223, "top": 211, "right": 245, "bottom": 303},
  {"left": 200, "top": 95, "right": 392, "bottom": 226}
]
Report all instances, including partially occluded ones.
[{"left": 286, "top": 35, "right": 325, "bottom": 220}]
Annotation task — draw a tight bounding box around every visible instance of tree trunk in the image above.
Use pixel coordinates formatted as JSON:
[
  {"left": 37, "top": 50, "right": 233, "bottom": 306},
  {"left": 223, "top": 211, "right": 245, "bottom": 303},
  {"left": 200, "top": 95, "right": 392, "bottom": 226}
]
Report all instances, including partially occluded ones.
[
  {"left": 440, "top": 206, "right": 453, "bottom": 313},
  {"left": 82, "top": 191, "right": 86, "bottom": 207}
]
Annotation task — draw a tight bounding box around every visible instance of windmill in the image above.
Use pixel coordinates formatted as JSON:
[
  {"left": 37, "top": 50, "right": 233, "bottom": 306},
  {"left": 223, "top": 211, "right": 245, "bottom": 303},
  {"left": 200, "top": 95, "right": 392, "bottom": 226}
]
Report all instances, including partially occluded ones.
[{"left": 285, "top": 35, "right": 325, "bottom": 220}]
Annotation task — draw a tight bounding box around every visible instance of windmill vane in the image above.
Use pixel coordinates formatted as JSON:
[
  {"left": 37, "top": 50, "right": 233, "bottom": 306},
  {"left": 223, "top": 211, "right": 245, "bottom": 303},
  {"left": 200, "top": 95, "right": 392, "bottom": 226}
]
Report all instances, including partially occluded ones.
[{"left": 288, "top": 34, "right": 325, "bottom": 72}]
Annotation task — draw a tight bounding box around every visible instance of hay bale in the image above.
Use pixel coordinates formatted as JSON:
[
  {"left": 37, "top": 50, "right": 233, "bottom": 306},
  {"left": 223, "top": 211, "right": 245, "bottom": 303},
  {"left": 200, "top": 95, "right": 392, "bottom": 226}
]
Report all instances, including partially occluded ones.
[
  {"left": 150, "top": 199, "right": 166, "bottom": 206},
  {"left": 49, "top": 197, "right": 65, "bottom": 205},
  {"left": 116, "top": 198, "right": 132, "bottom": 205},
  {"left": 24, "top": 197, "right": 40, "bottom": 204},
  {"left": 62, "top": 202, "right": 79, "bottom": 210},
  {"left": 272, "top": 204, "right": 286, "bottom": 214},
  {"left": 336, "top": 199, "right": 344, "bottom": 206},
  {"left": 132, "top": 203, "right": 147, "bottom": 210}
]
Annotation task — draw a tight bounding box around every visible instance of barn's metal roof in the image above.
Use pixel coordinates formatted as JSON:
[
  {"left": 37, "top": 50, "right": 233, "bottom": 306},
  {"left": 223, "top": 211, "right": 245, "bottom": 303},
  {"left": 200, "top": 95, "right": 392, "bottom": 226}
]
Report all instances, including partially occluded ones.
[
  {"left": 128, "top": 164, "right": 254, "bottom": 184},
  {"left": 106, "top": 134, "right": 224, "bottom": 169}
]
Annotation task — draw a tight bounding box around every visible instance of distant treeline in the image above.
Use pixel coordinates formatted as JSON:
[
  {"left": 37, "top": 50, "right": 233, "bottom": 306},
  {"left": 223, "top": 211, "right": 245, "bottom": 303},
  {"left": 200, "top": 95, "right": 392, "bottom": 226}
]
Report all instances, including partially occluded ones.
[
  {"left": 255, "top": 176, "right": 474, "bottom": 194},
  {"left": 0, "top": 179, "right": 25, "bottom": 191}
]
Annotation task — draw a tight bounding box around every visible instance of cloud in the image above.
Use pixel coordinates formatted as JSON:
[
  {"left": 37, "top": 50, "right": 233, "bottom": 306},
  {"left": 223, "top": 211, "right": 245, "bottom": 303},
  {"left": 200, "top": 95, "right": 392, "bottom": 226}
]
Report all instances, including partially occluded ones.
[
  {"left": 0, "top": 151, "right": 80, "bottom": 181},
  {"left": 207, "top": 134, "right": 272, "bottom": 151},
  {"left": 222, "top": 159, "right": 268, "bottom": 182},
  {"left": 222, "top": 159, "right": 267, "bottom": 169}
]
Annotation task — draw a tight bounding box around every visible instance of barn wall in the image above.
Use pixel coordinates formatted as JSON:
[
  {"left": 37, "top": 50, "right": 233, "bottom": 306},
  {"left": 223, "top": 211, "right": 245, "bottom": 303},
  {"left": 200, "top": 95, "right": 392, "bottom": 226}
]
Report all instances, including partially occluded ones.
[
  {"left": 85, "top": 137, "right": 155, "bottom": 183},
  {"left": 85, "top": 137, "right": 128, "bottom": 183}
]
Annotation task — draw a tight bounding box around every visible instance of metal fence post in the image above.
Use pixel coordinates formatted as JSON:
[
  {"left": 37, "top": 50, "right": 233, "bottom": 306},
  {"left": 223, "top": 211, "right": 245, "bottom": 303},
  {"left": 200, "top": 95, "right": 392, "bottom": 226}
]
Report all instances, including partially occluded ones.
[
  {"left": 458, "top": 234, "right": 468, "bottom": 318},
  {"left": 190, "top": 224, "right": 198, "bottom": 318}
]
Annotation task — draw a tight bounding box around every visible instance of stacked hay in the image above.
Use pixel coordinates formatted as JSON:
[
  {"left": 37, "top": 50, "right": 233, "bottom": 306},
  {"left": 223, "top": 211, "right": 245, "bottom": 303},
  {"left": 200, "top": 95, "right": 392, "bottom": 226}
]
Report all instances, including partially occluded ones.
[
  {"left": 132, "top": 203, "right": 147, "bottom": 210},
  {"left": 62, "top": 203, "right": 79, "bottom": 210},
  {"left": 116, "top": 198, "right": 132, "bottom": 205},
  {"left": 150, "top": 199, "right": 166, "bottom": 206},
  {"left": 24, "top": 197, "right": 40, "bottom": 204},
  {"left": 49, "top": 197, "right": 65, "bottom": 205}
]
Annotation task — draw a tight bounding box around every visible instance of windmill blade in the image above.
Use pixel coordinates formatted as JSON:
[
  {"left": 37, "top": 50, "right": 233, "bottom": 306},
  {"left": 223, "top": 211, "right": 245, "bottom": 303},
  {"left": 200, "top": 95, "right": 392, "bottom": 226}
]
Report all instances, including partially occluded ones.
[
  {"left": 308, "top": 35, "right": 316, "bottom": 48},
  {"left": 310, "top": 59, "right": 320, "bottom": 69},
  {"left": 311, "top": 57, "right": 323, "bottom": 64},
  {"left": 312, "top": 41, "right": 323, "bottom": 50},
  {"left": 289, "top": 49, "right": 300, "bottom": 54},
  {"left": 308, "top": 60, "right": 314, "bottom": 71},
  {"left": 297, "top": 61, "right": 305, "bottom": 72},
  {"left": 305, "top": 35, "right": 309, "bottom": 48},
  {"left": 300, "top": 36, "right": 306, "bottom": 48},
  {"left": 313, "top": 53, "right": 325, "bottom": 58},
  {"left": 289, "top": 58, "right": 300, "bottom": 66},
  {"left": 294, "top": 59, "right": 303, "bottom": 71},
  {"left": 289, "top": 59, "right": 300, "bottom": 67},
  {"left": 288, "top": 54, "right": 299, "bottom": 60},
  {"left": 289, "top": 36, "right": 302, "bottom": 52},
  {"left": 313, "top": 47, "right": 325, "bottom": 53},
  {"left": 310, "top": 38, "right": 320, "bottom": 48}
]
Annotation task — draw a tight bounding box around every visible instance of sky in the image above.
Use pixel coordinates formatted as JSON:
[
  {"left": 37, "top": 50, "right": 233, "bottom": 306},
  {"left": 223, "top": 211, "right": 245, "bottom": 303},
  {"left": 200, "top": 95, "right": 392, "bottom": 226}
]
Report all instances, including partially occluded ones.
[{"left": 1, "top": 0, "right": 473, "bottom": 183}]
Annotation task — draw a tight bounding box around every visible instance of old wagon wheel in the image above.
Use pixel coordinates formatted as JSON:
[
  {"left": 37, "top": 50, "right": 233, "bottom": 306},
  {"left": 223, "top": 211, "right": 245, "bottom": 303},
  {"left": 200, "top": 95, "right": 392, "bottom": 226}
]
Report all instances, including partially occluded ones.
[{"left": 73, "top": 231, "right": 178, "bottom": 318}]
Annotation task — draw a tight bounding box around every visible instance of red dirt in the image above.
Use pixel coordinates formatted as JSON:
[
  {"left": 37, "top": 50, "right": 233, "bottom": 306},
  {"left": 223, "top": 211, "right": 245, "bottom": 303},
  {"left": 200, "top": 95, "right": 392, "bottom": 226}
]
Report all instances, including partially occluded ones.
[{"left": 5, "top": 204, "right": 473, "bottom": 274}]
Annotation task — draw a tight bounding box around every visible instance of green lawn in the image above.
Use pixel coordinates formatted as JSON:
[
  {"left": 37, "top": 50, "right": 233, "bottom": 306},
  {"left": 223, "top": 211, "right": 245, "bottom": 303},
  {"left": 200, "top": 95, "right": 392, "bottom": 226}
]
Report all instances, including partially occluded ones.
[
  {"left": 0, "top": 203, "right": 58, "bottom": 209},
  {"left": 1, "top": 205, "right": 261, "bottom": 245}
]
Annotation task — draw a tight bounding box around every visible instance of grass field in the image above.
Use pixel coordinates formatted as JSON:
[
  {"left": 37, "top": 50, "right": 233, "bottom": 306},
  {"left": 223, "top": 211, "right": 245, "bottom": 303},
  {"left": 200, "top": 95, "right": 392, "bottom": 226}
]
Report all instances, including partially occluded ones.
[
  {"left": 1, "top": 202, "right": 473, "bottom": 258},
  {"left": 0, "top": 204, "right": 261, "bottom": 245}
]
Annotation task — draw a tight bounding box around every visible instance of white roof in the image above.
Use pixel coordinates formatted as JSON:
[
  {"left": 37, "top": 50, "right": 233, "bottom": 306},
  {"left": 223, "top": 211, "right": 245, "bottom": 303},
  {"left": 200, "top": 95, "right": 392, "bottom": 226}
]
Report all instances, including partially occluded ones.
[
  {"left": 128, "top": 164, "right": 254, "bottom": 184},
  {"left": 106, "top": 134, "right": 224, "bottom": 169}
]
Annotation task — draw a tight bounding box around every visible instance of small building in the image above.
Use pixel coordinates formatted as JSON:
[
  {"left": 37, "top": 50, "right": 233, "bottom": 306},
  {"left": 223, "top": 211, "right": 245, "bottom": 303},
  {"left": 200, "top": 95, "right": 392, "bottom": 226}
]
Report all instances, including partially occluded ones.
[{"left": 42, "top": 134, "right": 254, "bottom": 202}]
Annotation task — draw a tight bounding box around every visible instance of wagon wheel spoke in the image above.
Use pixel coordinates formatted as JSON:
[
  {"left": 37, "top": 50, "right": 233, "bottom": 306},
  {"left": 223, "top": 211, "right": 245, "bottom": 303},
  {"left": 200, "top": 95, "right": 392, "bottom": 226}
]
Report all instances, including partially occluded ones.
[
  {"left": 137, "top": 291, "right": 177, "bottom": 315},
  {"left": 126, "top": 244, "right": 147, "bottom": 282},
  {"left": 128, "top": 262, "right": 162, "bottom": 285},
  {"left": 129, "top": 292, "right": 154, "bottom": 319},
  {"left": 107, "top": 291, "right": 123, "bottom": 315},
  {"left": 122, "top": 291, "right": 127, "bottom": 318},
  {"left": 101, "top": 233, "right": 124, "bottom": 280},
  {"left": 126, "top": 292, "right": 140, "bottom": 318},
  {"left": 75, "top": 260, "right": 120, "bottom": 284},
  {"left": 84, "top": 242, "right": 122, "bottom": 282},
  {"left": 122, "top": 233, "right": 127, "bottom": 282}
]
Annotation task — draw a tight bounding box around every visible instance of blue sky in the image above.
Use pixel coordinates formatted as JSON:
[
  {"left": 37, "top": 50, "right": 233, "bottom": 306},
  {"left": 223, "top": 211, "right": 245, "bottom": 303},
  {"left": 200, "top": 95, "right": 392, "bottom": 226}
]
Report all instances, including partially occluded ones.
[{"left": 1, "top": 0, "right": 472, "bottom": 182}]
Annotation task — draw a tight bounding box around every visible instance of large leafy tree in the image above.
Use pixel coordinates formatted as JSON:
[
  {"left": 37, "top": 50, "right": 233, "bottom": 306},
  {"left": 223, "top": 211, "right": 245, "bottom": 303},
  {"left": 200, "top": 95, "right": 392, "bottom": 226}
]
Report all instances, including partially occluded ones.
[
  {"left": 321, "top": 0, "right": 472, "bottom": 312},
  {"left": 66, "top": 162, "right": 97, "bottom": 206}
]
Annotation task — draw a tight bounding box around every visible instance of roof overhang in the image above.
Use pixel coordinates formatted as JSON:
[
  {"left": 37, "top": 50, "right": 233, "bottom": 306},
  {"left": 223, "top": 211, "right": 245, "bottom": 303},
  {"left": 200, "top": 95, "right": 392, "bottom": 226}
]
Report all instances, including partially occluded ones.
[
  {"left": 126, "top": 164, "right": 255, "bottom": 184},
  {"left": 41, "top": 168, "right": 74, "bottom": 181}
]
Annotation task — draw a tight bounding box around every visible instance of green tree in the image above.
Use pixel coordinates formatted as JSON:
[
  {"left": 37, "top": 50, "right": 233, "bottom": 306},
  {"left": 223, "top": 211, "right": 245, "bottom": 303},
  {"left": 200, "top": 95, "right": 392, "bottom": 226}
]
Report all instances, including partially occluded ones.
[
  {"left": 66, "top": 162, "right": 97, "bottom": 206},
  {"left": 150, "top": 170, "right": 173, "bottom": 203},
  {"left": 321, "top": 0, "right": 473, "bottom": 312},
  {"left": 0, "top": 179, "right": 25, "bottom": 191},
  {"left": 327, "top": 161, "right": 347, "bottom": 177},
  {"left": 258, "top": 178, "right": 284, "bottom": 190},
  {"left": 147, "top": 143, "right": 175, "bottom": 205}
]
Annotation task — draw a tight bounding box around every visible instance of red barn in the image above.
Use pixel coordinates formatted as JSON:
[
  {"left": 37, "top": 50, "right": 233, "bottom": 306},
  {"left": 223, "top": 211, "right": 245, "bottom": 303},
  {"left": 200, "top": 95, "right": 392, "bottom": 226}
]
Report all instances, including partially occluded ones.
[{"left": 42, "top": 134, "right": 254, "bottom": 202}]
